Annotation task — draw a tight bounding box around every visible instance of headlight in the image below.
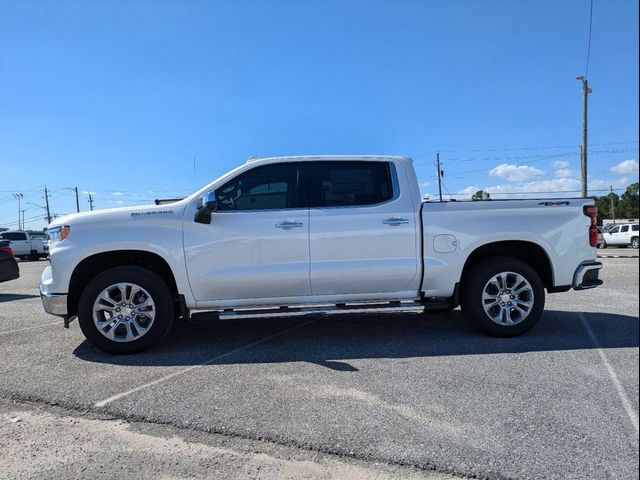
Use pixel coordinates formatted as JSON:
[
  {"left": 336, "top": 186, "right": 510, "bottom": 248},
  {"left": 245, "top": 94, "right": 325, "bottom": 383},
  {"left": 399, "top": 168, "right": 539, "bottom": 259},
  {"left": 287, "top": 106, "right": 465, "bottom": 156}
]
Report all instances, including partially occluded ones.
[{"left": 48, "top": 226, "right": 71, "bottom": 243}]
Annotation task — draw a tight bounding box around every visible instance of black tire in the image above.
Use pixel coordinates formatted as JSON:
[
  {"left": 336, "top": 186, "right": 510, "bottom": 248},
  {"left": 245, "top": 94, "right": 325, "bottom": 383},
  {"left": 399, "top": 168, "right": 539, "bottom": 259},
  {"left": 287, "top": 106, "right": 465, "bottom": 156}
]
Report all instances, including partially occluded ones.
[
  {"left": 460, "top": 257, "right": 545, "bottom": 337},
  {"left": 632, "top": 237, "right": 639, "bottom": 250},
  {"left": 29, "top": 250, "right": 39, "bottom": 261},
  {"left": 78, "top": 266, "right": 174, "bottom": 354}
]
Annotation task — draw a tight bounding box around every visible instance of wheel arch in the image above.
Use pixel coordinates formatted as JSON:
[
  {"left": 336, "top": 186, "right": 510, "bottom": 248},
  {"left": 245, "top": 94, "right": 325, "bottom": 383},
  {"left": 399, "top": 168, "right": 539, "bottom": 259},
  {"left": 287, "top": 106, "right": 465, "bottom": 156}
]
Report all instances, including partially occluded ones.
[
  {"left": 67, "top": 250, "right": 179, "bottom": 317},
  {"left": 460, "top": 240, "right": 555, "bottom": 294}
]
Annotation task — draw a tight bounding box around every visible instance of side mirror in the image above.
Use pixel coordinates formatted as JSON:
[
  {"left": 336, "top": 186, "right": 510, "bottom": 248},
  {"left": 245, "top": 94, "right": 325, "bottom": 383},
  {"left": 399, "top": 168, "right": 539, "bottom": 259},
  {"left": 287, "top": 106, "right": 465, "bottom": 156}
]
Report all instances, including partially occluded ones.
[
  {"left": 194, "top": 191, "right": 218, "bottom": 224},
  {"left": 201, "top": 191, "right": 218, "bottom": 211}
]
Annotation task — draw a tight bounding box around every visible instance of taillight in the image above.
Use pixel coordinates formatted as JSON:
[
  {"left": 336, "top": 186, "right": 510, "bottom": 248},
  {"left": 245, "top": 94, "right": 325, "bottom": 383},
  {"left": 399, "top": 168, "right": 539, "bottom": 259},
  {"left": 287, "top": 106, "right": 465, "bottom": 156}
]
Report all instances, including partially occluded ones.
[
  {"left": 0, "top": 245, "right": 14, "bottom": 256},
  {"left": 583, "top": 205, "right": 598, "bottom": 247}
]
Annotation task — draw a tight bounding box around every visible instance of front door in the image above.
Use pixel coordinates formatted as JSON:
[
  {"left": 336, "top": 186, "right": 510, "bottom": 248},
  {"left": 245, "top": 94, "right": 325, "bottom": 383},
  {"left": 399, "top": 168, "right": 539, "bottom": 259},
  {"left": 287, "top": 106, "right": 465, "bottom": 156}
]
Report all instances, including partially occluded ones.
[{"left": 183, "top": 162, "right": 310, "bottom": 303}]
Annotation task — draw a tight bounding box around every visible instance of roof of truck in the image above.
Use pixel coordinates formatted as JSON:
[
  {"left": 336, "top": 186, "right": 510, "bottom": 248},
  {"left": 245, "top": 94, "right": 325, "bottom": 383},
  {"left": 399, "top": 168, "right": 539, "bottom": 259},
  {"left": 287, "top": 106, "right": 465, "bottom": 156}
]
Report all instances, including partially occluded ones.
[{"left": 245, "top": 155, "right": 412, "bottom": 164}]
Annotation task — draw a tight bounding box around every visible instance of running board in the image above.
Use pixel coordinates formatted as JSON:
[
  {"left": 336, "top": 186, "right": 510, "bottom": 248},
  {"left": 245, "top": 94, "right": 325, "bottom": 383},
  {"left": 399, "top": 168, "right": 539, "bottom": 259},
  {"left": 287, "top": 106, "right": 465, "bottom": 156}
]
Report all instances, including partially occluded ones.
[{"left": 213, "top": 301, "right": 425, "bottom": 320}]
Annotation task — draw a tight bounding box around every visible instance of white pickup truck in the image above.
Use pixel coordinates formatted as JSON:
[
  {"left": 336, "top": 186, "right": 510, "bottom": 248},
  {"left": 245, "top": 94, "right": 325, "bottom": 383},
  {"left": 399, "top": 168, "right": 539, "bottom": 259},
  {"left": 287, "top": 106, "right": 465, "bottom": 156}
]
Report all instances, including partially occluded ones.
[
  {"left": 0, "top": 230, "right": 48, "bottom": 261},
  {"left": 40, "top": 156, "right": 602, "bottom": 354}
]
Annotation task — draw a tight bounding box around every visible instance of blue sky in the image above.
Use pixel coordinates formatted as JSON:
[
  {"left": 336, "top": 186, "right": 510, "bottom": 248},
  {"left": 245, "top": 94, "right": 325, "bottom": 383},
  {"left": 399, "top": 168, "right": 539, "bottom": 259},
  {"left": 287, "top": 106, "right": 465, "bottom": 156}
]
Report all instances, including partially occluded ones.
[{"left": 1, "top": 0, "right": 638, "bottom": 229}]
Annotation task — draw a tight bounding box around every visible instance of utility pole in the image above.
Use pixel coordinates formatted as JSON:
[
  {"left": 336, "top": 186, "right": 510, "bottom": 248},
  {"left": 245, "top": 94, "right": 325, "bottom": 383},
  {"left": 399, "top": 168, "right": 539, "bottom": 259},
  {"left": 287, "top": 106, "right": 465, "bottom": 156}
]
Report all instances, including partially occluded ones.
[
  {"left": 88, "top": 193, "right": 94, "bottom": 211},
  {"left": 576, "top": 76, "right": 592, "bottom": 198},
  {"left": 609, "top": 185, "right": 616, "bottom": 226},
  {"left": 436, "top": 152, "right": 443, "bottom": 202},
  {"left": 12, "top": 193, "right": 23, "bottom": 230},
  {"left": 74, "top": 187, "right": 80, "bottom": 213},
  {"left": 44, "top": 186, "right": 52, "bottom": 224},
  {"left": 20, "top": 210, "right": 25, "bottom": 231}
]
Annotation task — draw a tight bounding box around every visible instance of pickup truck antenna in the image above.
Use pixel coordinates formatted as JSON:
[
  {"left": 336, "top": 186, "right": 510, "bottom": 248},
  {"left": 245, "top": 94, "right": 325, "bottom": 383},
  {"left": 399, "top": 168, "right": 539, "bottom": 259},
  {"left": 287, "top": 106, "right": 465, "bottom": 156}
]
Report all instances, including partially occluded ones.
[{"left": 436, "top": 152, "right": 444, "bottom": 202}]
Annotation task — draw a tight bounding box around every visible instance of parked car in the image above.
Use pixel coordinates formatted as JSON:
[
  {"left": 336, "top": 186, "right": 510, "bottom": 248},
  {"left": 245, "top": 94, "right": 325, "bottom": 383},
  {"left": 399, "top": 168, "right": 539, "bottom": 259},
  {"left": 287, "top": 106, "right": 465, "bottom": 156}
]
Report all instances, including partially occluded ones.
[
  {"left": 0, "top": 241, "right": 19, "bottom": 283},
  {"left": 0, "top": 230, "right": 49, "bottom": 260},
  {"left": 601, "top": 223, "right": 640, "bottom": 249},
  {"left": 596, "top": 227, "right": 605, "bottom": 248},
  {"left": 40, "top": 155, "right": 602, "bottom": 354}
]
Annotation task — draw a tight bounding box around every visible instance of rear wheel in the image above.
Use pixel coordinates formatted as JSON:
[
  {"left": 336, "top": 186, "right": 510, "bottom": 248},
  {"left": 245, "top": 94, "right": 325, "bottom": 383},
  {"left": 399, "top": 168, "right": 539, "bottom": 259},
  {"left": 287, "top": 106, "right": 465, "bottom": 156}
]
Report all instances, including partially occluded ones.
[
  {"left": 78, "top": 266, "right": 174, "bottom": 354},
  {"left": 461, "top": 257, "right": 545, "bottom": 337}
]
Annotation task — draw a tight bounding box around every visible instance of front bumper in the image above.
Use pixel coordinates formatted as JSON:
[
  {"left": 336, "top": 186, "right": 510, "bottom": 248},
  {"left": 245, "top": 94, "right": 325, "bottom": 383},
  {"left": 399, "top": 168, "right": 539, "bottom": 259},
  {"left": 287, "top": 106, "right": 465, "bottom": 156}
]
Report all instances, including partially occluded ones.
[
  {"left": 573, "top": 261, "right": 603, "bottom": 290},
  {"left": 39, "top": 284, "right": 68, "bottom": 316},
  {"left": 40, "top": 265, "right": 68, "bottom": 316}
]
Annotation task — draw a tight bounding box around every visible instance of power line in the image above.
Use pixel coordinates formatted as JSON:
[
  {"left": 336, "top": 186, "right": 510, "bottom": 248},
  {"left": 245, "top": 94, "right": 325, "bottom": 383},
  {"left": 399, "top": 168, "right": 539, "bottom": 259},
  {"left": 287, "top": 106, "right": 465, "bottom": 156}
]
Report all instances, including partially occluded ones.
[
  {"left": 412, "top": 140, "right": 637, "bottom": 159},
  {"left": 585, "top": 0, "right": 594, "bottom": 76}
]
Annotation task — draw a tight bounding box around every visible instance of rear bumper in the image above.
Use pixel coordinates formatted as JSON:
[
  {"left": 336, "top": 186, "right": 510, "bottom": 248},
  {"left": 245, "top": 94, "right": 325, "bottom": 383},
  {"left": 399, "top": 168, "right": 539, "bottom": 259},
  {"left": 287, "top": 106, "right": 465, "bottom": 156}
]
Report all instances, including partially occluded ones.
[
  {"left": 0, "top": 260, "right": 19, "bottom": 283},
  {"left": 573, "top": 261, "right": 603, "bottom": 290}
]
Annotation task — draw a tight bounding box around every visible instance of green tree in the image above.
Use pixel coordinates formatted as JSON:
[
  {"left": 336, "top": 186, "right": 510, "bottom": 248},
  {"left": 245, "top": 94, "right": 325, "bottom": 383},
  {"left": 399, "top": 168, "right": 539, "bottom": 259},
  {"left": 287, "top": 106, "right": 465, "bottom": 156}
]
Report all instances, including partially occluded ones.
[
  {"left": 618, "top": 182, "right": 639, "bottom": 219},
  {"left": 592, "top": 195, "right": 615, "bottom": 223}
]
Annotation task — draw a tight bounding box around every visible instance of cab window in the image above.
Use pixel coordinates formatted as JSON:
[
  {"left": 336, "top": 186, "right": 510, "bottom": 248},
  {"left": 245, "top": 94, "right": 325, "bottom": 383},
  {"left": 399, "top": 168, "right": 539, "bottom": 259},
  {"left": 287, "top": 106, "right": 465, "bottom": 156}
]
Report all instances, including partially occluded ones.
[
  {"left": 216, "top": 163, "right": 299, "bottom": 211},
  {"left": 304, "top": 161, "right": 393, "bottom": 208}
]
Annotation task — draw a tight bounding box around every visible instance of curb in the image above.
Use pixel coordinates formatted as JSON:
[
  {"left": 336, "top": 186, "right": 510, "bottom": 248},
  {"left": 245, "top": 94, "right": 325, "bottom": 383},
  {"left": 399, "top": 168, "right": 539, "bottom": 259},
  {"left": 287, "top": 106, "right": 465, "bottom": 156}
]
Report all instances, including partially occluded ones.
[{"left": 597, "top": 255, "right": 639, "bottom": 259}]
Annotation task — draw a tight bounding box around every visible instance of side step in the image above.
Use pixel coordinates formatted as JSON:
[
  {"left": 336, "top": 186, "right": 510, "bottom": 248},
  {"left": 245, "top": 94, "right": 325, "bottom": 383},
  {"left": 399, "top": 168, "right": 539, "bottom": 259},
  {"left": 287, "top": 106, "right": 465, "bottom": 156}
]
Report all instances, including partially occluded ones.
[{"left": 214, "top": 301, "right": 425, "bottom": 320}]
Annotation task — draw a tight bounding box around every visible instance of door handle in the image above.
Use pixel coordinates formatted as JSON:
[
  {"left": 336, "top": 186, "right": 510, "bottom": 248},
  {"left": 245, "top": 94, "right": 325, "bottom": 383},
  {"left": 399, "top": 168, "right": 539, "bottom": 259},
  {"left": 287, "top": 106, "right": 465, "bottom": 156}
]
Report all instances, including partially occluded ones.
[
  {"left": 275, "top": 221, "right": 304, "bottom": 230},
  {"left": 383, "top": 217, "right": 410, "bottom": 226}
]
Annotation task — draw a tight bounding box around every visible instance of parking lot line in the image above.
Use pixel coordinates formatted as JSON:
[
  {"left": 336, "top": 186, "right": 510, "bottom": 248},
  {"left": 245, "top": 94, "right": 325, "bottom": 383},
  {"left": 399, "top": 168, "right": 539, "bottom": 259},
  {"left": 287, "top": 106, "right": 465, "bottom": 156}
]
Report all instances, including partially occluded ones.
[
  {"left": 94, "top": 317, "right": 318, "bottom": 408},
  {"left": 0, "top": 322, "right": 60, "bottom": 336},
  {"left": 579, "top": 312, "right": 639, "bottom": 434}
]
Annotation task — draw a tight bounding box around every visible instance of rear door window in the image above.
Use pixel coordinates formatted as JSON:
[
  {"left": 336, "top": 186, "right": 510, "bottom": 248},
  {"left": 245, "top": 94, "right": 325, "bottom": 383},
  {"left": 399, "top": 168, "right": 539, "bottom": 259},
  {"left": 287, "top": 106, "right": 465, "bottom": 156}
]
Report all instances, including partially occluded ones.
[
  {"left": 621, "top": 225, "right": 629, "bottom": 233},
  {"left": 304, "top": 161, "right": 393, "bottom": 208}
]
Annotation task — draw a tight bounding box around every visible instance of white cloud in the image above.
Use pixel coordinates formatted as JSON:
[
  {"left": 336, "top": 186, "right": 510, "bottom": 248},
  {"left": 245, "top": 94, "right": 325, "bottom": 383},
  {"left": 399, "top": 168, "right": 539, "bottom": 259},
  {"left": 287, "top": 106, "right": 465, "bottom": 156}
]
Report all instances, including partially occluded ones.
[
  {"left": 553, "top": 160, "right": 570, "bottom": 169},
  {"left": 610, "top": 159, "right": 639, "bottom": 175},
  {"left": 554, "top": 168, "right": 575, "bottom": 178},
  {"left": 81, "top": 190, "right": 97, "bottom": 196},
  {"left": 458, "top": 174, "right": 631, "bottom": 200},
  {"left": 458, "top": 185, "right": 481, "bottom": 196},
  {"left": 112, "top": 191, "right": 125, "bottom": 197},
  {"left": 489, "top": 163, "right": 545, "bottom": 182},
  {"left": 420, "top": 181, "right": 430, "bottom": 188}
]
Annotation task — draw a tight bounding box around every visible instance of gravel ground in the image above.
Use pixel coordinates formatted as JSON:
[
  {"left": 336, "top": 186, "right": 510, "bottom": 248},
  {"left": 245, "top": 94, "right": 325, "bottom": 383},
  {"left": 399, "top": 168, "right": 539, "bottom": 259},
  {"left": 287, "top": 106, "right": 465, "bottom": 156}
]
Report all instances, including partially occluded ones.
[{"left": 0, "top": 257, "right": 638, "bottom": 480}]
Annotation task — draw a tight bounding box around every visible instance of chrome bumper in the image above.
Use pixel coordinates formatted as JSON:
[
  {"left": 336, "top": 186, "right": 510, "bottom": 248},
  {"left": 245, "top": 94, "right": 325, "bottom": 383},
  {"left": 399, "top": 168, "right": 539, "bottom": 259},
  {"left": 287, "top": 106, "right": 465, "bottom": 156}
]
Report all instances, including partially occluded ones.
[
  {"left": 39, "top": 284, "right": 68, "bottom": 316},
  {"left": 573, "top": 261, "right": 603, "bottom": 290}
]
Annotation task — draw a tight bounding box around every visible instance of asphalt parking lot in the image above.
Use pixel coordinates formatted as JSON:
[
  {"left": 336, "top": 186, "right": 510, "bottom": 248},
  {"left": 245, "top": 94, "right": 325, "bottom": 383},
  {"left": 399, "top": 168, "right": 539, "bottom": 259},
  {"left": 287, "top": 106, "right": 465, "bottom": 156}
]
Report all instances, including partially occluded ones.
[{"left": 1, "top": 255, "right": 638, "bottom": 480}]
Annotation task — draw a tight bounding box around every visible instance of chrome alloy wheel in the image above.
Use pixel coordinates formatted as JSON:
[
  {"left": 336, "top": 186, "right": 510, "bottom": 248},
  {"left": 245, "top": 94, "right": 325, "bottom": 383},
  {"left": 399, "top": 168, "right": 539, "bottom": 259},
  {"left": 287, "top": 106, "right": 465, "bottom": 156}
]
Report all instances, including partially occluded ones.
[
  {"left": 92, "top": 282, "right": 156, "bottom": 342},
  {"left": 482, "top": 272, "right": 534, "bottom": 326}
]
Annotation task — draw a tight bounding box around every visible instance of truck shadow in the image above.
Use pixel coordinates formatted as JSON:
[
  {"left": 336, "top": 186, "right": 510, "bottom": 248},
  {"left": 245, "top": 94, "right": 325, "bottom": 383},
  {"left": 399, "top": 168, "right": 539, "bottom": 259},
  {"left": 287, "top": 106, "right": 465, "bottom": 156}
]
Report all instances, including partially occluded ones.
[
  {"left": 73, "top": 310, "right": 639, "bottom": 369},
  {"left": 0, "top": 293, "right": 40, "bottom": 302}
]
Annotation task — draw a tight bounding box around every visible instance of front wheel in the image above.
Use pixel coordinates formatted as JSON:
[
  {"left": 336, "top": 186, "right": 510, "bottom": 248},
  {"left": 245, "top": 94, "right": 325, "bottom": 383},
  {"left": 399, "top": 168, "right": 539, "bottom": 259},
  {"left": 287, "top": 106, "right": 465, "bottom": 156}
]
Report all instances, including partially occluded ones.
[
  {"left": 631, "top": 237, "right": 639, "bottom": 249},
  {"left": 78, "top": 266, "right": 174, "bottom": 354},
  {"left": 461, "top": 257, "right": 545, "bottom": 337}
]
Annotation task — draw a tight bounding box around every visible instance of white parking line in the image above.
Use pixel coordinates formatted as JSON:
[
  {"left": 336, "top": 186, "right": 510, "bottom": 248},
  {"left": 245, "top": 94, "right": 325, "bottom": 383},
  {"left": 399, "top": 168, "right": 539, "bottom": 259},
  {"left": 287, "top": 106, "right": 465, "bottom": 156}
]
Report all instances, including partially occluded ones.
[
  {"left": 579, "top": 312, "right": 639, "bottom": 434},
  {"left": 95, "top": 318, "right": 318, "bottom": 408},
  {"left": 0, "top": 322, "right": 60, "bottom": 336}
]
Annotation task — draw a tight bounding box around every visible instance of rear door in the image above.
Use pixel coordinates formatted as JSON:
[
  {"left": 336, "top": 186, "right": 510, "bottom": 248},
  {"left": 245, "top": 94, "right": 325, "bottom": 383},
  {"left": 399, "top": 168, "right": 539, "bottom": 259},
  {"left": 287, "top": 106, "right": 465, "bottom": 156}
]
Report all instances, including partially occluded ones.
[
  {"left": 619, "top": 225, "right": 630, "bottom": 244},
  {"left": 304, "top": 161, "right": 419, "bottom": 296}
]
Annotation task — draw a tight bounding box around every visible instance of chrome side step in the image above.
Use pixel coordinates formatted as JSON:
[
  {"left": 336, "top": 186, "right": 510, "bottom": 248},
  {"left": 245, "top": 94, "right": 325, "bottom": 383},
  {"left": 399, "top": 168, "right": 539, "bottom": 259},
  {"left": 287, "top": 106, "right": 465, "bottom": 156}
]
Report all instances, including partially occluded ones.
[{"left": 215, "top": 301, "right": 425, "bottom": 320}]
